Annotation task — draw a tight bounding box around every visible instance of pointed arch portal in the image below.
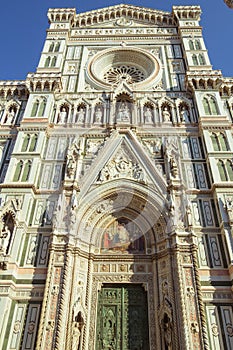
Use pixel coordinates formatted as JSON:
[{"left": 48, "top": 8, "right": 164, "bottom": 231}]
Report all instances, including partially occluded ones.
[{"left": 75, "top": 178, "right": 168, "bottom": 349}]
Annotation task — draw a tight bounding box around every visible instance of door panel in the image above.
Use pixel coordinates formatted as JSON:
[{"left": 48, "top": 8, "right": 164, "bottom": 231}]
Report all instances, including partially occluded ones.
[{"left": 96, "top": 284, "right": 149, "bottom": 350}]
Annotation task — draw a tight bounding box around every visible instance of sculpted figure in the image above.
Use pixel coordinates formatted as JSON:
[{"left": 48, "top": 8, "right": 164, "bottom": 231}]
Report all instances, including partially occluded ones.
[
  {"left": 66, "top": 144, "right": 79, "bottom": 178},
  {"left": 186, "top": 201, "right": 193, "bottom": 227},
  {"left": 162, "top": 107, "right": 171, "bottom": 122},
  {"left": 117, "top": 102, "right": 130, "bottom": 122},
  {"left": 180, "top": 106, "right": 190, "bottom": 123},
  {"left": 0, "top": 225, "right": 11, "bottom": 255},
  {"left": 162, "top": 313, "right": 172, "bottom": 348},
  {"left": 72, "top": 322, "right": 81, "bottom": 350},
  {"left": 4, "top": 108, "right": 15, "bottom": 125},
  {"left": 144, "top": 107, "right": 153, "bottom": 123},
  {"left": 59, "top": 107, "right": 67, "bottom": 124},
  {"left": 77, "top": 108, "right": 85, "bottom": 123},
  {"left": 94, "top": 107, "right": 103, "bottom": 123}
]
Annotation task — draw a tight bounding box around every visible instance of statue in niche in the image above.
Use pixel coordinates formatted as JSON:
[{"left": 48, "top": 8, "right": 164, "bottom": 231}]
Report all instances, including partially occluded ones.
[
  {"left": 162, "top": 106, "right": 171, "bottom": 122},
  {"left": 72, "top": 321, "right": 82, "bottom": 350},
  {"left": 77, "top": 107, "right": 85, "bottom": 123},
  {"left": 170, "top": 157, "right": 178, "bottom": 178},
  {"left": 4, "top": 107, "right": 15, "bottom": 125},
  {"left": 186, "top": 200, "right": 193, "bottom": 228},
  {"left": 0, "top": 224, "right": 11, "bottom": 255},
  {"left": 66, "top": 142, "right": 80, "bottom": 178},
  {"left": 71, "top": 190, "right": 78, "bottom": 210},
  {"left": 144, "top": 106, "right": 153, "bottom": 123},
  {"left": 180, "top": 105, "right": 190, "bottom": 123},
  {"left": 117, "top": 102, "right": 131, "bottom": 122},
  {"left": 162, "top": 313, "right": 172, "bottom": 349},
  {"left": 72, "top": 282, "right": 85, "bottom": 350},
  {"left": 94, "top": 107, "right": 103, "bottom": 123},
  {"left": 70, "top": 207, "right": 77, "bottom": 231},
  {"left": 164, "top": 138, "right": 179, "bottom": 179},
  {"left": 59, "top": 107, "right": 68, "bottom": 124}
]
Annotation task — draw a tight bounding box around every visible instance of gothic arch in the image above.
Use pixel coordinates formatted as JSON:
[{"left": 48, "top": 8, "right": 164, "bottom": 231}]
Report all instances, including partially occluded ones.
[{"left": 74, "top": 178, "right": 168, "bottom": 250}]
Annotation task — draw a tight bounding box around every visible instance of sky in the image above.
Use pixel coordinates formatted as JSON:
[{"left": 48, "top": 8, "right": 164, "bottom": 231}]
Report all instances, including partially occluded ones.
[{"left": 0, "top": 1, "right": 232, "bottom": 81}]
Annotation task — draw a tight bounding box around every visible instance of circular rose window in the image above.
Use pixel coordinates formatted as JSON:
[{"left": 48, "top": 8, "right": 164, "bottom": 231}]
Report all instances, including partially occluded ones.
[{"left": 86, "top": 47, "right": 162, "bottom": 89}]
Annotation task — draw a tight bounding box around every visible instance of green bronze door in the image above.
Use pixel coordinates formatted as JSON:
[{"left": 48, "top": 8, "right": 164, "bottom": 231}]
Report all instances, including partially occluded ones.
[{"left": 96, "top": 284, "right": 149, "bottom": 350}]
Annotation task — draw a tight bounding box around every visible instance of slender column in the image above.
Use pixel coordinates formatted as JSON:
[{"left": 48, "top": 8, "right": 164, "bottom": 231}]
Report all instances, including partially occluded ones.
[
  {"left": 54, "top": 248, "right": 73, "bottom": 349},
  {"left": 66, "top": 251, "right": 79, "bottom": 350},
  {"left": 174, "top": 249, "right": 190, "bottom": 349},
  {"left": 36, "top": 247, "right": 56, "bottom": 350},
  {"left": 191, "top": 247, "right": 210, "bottom": 350}
]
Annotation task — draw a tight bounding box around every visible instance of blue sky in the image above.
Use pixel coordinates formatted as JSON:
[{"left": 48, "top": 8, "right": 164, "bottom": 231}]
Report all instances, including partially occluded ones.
[{"left": 0, "top": 1, "right": 232, "bottom": 81}]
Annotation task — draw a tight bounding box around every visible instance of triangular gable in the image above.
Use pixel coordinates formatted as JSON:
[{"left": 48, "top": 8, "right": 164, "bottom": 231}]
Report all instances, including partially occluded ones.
[{"left": 78, "top": 129, "right": 167, "bottom": 201}]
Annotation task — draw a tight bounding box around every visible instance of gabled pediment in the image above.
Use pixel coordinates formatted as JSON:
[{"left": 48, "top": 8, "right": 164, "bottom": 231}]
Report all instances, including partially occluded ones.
[
  {"left": 73, "top": 4, "right": 174, "bottom": 28},
  {"left": 78, "top": 129, "right": 167, "bottom": 201}
]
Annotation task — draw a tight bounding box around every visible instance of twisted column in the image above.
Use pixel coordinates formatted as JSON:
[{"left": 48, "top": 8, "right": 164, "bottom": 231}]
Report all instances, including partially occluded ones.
[
  {"left": 191, "top": 247, "right": 210, "bottom": 350},
  {"left": 54, "top": 248, "right": 73, "bottom": 350}
]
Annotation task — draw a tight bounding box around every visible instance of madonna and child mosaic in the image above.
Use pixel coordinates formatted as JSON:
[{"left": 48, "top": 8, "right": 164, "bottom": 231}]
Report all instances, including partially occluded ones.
[{"left": 101, "top": 220, "right": 145, "bottom": 253}]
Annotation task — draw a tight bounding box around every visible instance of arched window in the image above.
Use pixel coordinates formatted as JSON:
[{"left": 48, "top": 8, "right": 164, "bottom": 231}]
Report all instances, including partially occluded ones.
[
  {"left": 192, "top": 54, "right": 198, "bottom": 65},
  {"left": 203, "top": 96, "right": 218, "bottom": 115},
  {"left": 31, "top": 100, "right": 40, "bottom": 117},
  {"left": 54, "top": 42, "right": 60, "bottom": 52},
  {"left": 21, "top": 160, "right": 31, "bottom": 181},
  {"left": 38, "top": 99, "right": 47, "bottom": 117},
  {"left": 21, "top": 134, "right": 30, "bottom": 152},
  {"left": 49, "top": 42, "right": 54, "bottom": 52},
  {"left": 13, "top": 161, "right": 23, "bottom": 181},
  {"left": 218, "top": 161, "right": 227, "bottom": 181},
  {"left": 226, "top": 160, "right": 233, "bottom": 181},
  {"left": 211, "top": 133, "right": 220, "bottom": 151},
  {"left": 29, "top": 134, "right": 38, "bottom": 152},
  {"left": 189, "top": 40, "right": 194, "bottom": 50},
  {"left": 198, "top": 54, "right": 205, "bottom": 65},
  {"left": 219, "top": 133, "right": 228, "bottom": 151},
  {"left": 209, "top": 97, "right": 218, "bottom": 115},
  {"left": 203, "top": 97, "right": 211, "bottom": 115},
  {"left": 195, "top": 40, "right": 201, "bottom": 50},
  {"left": 45, "top": 56, "right": 51, "bottom": 68},
  {"left": 51, "top": 56, "right": 57, "bottom": 67}
]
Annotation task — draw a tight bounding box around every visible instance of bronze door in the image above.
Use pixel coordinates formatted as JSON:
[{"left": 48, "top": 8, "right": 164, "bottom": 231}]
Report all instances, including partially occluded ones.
[{"left": 96, "top": 284, "right": 149, "bottom": 350}]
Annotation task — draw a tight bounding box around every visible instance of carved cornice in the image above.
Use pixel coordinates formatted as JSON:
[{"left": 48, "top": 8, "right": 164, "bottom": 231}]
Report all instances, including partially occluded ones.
[
  {"left": 72, "top": 4, "right": 174, "bottom": 28},
  {"left": 0, "top": 80, "right": 28, "bottom": 99},
  {"left": 47, "top": 8, "right": 76, "bottom": 23},
  {"left": 220, "top": 77, "right": 233, "bottom": 97},
  {"left": 26, "top": 72, "right": 62, "bottom": 93},
  {"left": 185, "top": 70, "right": 223, "bottom": 91},
  {"left": 172, "top": 6, "right": 201, "bottom": 21}
]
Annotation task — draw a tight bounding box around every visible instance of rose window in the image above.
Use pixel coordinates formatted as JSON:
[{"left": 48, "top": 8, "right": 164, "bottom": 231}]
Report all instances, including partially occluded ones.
[
  {"left": 87, "top": 47, "right": 162, "bottom": 89},
  {"left": 103, "top": 65, "right": 145, "bottom": 85}
]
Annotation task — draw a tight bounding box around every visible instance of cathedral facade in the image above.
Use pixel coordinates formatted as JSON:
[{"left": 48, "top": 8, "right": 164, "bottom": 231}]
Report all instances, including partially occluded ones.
[{"left": 0, "top": 4, "right": 233, "bottom": 350}]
